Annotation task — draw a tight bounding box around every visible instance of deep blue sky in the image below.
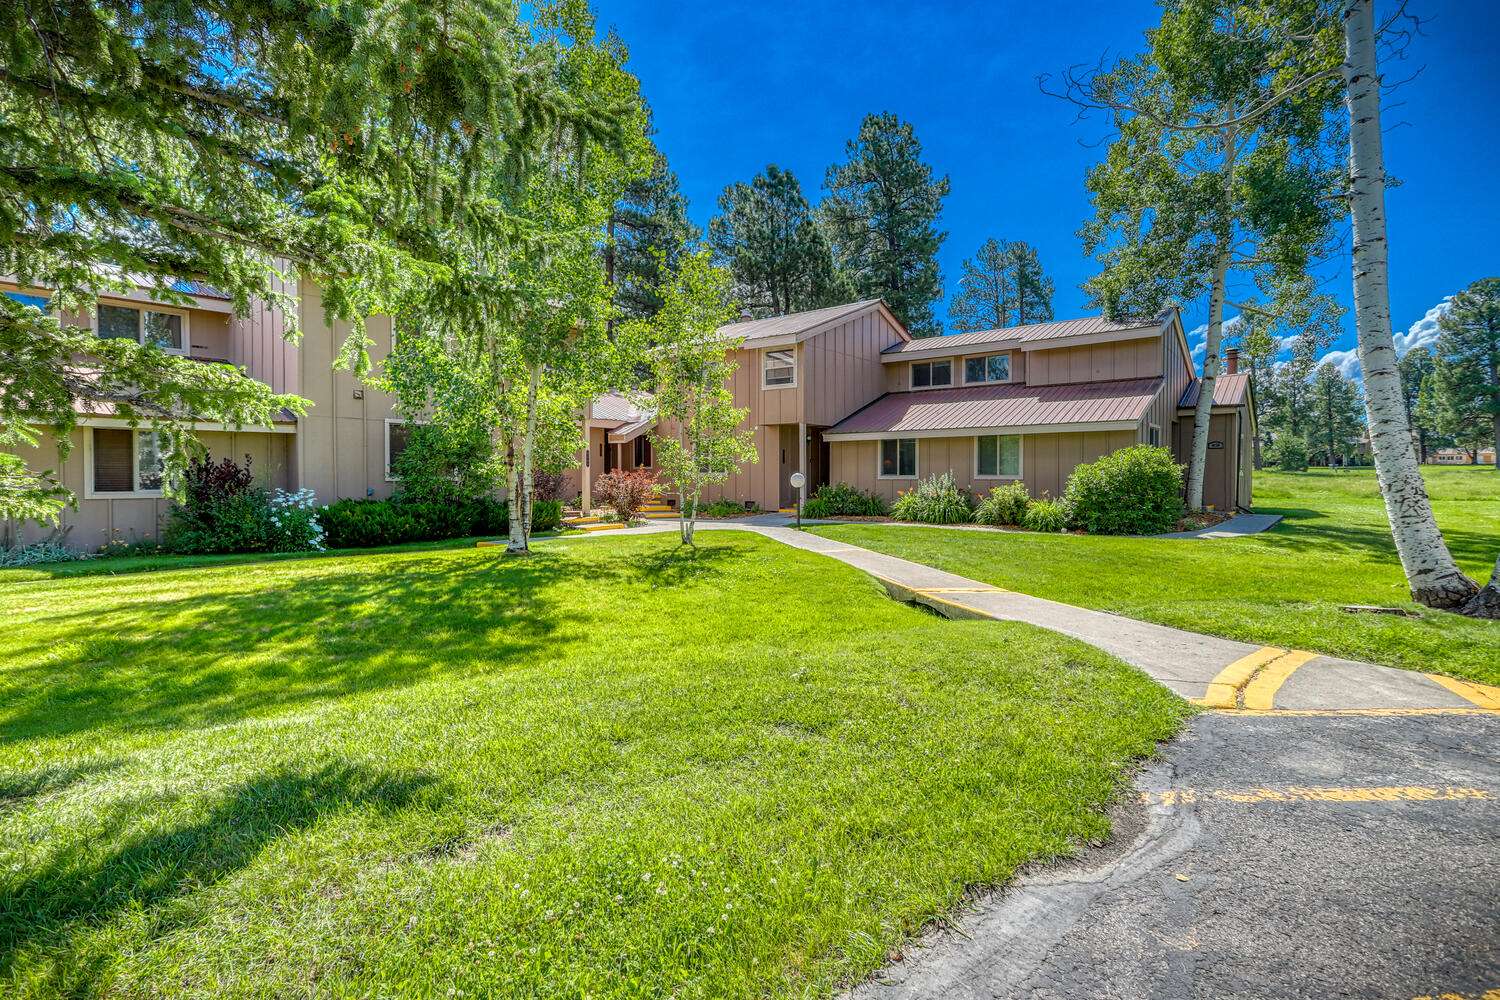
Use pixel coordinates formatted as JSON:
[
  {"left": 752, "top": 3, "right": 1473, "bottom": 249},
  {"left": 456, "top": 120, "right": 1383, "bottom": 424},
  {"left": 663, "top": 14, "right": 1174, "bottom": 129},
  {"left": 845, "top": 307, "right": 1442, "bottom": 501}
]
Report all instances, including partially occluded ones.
[{"left": 598, "top": 0, "right": 1500, "bottom": 372}]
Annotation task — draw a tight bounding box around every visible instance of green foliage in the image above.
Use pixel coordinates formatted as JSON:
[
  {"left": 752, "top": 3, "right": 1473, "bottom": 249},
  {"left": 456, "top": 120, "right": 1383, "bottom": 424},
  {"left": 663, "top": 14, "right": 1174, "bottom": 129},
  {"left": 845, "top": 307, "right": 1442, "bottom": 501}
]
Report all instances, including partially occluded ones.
[
  {"left": 708, "top": 164, "right": 840, "bottom": 316},
  {"left": 949, "top": 239, "right": 1054, "bottom": 331},
  {"left": 1064, "top": 446, "right": 1184, "bottom": 535},
  {"left": 318, "top": 495, "right": 560, "bottom": 548},
  {"left": 1268, "top": 435, "right": 1310, "bottom": 471},
  {"left": 974, "top": 481, "right": 1032, "bottom": 526},
  {"left": 0, "top": 540, "right": 88, "bottom": 568},
  {"left": 612, "top": 152, "right": 702, "bottom": 322},
  {"left": 1432, "top": 277, "right": 1500, "bottom": 461},
  {"left": 803, "top": 482, "right": 888, "bottom": 519},
  {"left": 1308, "top": 362, "right": 1365, "bottom": 466},
  {"left": 390, "top": 423, "right": 498, "bottom": 505},
  {"left": 161, "top": 456, "right": 324, "bottom": 554},
  {"left": 822, "top": 113, "right": 950, "bottom": 336},
  {"left": 890, "top": 473, "right": 973, "bottom": 524},
  {"left": 629, "top": 250, "right": 757, "bottom": 543},
  {"left": 1022, "top": 498, "right": 1072, "bottom": 534},
  {"left": 699, "top": 498, "right": 756, "bottom": 518}
]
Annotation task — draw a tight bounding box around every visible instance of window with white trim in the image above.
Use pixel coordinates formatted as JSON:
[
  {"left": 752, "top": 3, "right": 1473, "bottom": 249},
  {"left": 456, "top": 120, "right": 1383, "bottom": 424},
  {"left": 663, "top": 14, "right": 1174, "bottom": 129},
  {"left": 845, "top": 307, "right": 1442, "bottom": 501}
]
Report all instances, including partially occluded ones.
[
  {"left": 911, "top": 359, "right": 952, "bottom": 388},
  {"left": 762, "top": 349, "right": 796, "bottom": 387},
  {"left": 89, "top": 428, "right": 166, "bottom": 496},
  {"left": 963, "top": 353, "right": 1010, "bottom": 384},
  {"left": 385, "top": 419, "right": 412, "bottom": 481},
  {"left": 879, "top": 438, "right": 917, "bottom": 478},
  {"left": 97, "top": 302, "right": 187, "bottom": 353},
  {"left": 976, "top": 434, "right": 1021, "bottom": 478}
]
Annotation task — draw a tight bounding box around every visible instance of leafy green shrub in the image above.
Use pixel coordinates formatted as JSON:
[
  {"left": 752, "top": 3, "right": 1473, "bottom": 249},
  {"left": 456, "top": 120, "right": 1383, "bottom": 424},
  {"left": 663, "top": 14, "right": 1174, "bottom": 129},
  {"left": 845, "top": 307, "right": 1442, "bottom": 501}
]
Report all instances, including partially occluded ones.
[
  {"left": 268, "top": 489, "right": 326, "bottom": 551},
  {"left": 96, "top": 538, "right": 163, "bottom": 559},
  {"left": 698, "top": 498, "right": 753, "bottom": 518},
  {"left": 391, "top": 423, "right": 499, "bottom": 504},
  {"left": 318, "top": 495, "right": 556, "bottom": 548},
  {"left": 1063, "top": 445, "right": 1184, "bottom": 536},
  {"left": 1022, "top": 498, "right": 1071, "bottom": 533},
  {"left": 0, "top": 540, "right": 89, "bottom": 567},
  {"left": 973, "top": 481, "right": 1030, "bottom": 526},
  {"left": 890, "top": 472, "right": 973, "bottom": 524},
  {"left": 1268, "top": 436, "right": 1309, "bottom": 472},
  {"left": 803, "top": 482, "right": 887, "bottom": 519}
]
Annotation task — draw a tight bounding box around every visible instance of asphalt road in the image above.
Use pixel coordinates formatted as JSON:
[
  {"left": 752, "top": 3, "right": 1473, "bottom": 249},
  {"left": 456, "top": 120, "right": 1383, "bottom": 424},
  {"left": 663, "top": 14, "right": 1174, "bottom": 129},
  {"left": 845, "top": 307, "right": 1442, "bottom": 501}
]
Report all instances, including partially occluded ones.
[{"left": 854, "top": 711, "right": 1500, "bottom": 1000}]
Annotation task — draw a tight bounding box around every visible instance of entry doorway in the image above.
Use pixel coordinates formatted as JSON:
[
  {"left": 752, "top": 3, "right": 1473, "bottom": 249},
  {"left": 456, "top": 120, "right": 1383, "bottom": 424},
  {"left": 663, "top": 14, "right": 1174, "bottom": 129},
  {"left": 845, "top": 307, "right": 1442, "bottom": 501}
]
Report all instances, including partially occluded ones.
[{"left": 807, "top": 427, "right": 831, "bottom": 494}]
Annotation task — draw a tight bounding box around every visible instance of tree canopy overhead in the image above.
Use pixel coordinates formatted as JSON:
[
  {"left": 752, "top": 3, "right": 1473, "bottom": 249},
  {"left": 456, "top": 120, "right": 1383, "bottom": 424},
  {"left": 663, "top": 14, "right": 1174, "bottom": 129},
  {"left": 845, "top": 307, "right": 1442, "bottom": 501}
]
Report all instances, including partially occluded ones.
[
  {"left": 708, "top": 164, "right": 839, "bottom": 319},
  {"left": 949, "top": 238, "right": 1055, "bottom": 331}
]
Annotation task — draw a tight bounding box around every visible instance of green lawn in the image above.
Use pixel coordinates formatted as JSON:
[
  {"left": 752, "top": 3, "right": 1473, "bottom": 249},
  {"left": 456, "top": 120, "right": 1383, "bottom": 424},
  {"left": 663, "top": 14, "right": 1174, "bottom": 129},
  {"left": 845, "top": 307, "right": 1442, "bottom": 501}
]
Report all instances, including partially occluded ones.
[
  {"left": 0, "top": 533, "right": 1184, "bottom": 998},
  {"left": 812, "top": 466, "right": 1500, "bottom": 687}
]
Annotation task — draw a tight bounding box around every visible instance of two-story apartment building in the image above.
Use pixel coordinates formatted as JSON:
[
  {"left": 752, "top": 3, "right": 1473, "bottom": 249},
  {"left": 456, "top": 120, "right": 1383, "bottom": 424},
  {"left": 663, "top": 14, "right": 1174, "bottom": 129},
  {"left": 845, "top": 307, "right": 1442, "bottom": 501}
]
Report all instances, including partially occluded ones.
[
  {"left": 582, "top": 298, "right": 1254, "bottom": 515},
  {"left": 5, "top": 278, "right": 407, "bottom": 549}
]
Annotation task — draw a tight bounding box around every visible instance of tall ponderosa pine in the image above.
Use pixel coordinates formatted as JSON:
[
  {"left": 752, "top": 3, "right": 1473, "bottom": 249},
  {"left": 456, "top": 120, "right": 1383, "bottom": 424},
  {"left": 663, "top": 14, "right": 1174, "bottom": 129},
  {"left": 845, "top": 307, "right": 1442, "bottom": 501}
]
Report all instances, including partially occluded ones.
[
  {"left": 821, "top": 113, "right": 950, "bottom": 337},
  {"left": 949, "top": 239, "right": 1055, "bottom": 331},
  {"left": 1, "top": 0, "right": 619, "bottom": 523},
  {"left": 1339, "top": 0, "right": 1481, "bottom": 610},
  {"left": 707, "top": 165, "right": 838, "bottom": 318},
  {"left": 610, "top": 152, "right": 701, "bottom": 323},
  {"left": 1433, "top": 277, "right": 1500, "bottom": 468},
  {"left": 1065, "top": 0, "right": 1343, "bottom": 511}
]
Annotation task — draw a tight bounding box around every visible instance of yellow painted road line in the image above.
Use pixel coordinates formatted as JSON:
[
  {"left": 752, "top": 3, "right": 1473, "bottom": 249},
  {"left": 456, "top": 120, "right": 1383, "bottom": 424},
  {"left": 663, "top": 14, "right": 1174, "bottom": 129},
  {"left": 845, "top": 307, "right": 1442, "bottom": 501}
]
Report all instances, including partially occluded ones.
[
  {"left": 1210, "top": 707, "right": 1500, "bottom": 718},
  {"left": 1426, "top": 674, "right": 1500, "bottom": 710},
  {"left": 1241, "top": 649, "right": 1320, "bottom": 710},
  {"left": 1143, "top": 785, "right": 1493, "bottom": 807},
  {"left": 1198, "top": 646, "right": 1286, "bottom": 709}
]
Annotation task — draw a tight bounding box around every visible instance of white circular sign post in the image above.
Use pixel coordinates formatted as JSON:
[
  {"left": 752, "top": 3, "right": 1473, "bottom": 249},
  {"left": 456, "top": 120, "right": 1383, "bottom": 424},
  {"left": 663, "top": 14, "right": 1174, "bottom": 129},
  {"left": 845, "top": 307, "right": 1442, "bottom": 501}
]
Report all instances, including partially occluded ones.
[{"left": 788, "top": 472, "right": 806, "bottom": 529}]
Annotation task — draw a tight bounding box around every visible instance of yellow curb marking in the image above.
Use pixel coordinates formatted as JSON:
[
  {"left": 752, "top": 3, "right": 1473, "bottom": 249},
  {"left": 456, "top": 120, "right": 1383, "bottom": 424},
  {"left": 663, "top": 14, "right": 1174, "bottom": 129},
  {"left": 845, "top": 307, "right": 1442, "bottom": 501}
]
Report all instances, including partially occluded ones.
[
  {"left": 1198, "top": 646, "right": 1286, "bottom": 709},
  {"left": 1410, "top": 989, "right": 1500, "bottom": 1000},
  {"left": 1143, "top": 786, "right": 1493, "bottom": 807},
  {"left": 1426, "top": 674, "right": 1500, "bottom": 711},
  {"left": 1241, "top": 649, "right": 1320, "bottom": 710},
  {"left": 1209, "top": 707, "right": 1500, "bottom": 718}
]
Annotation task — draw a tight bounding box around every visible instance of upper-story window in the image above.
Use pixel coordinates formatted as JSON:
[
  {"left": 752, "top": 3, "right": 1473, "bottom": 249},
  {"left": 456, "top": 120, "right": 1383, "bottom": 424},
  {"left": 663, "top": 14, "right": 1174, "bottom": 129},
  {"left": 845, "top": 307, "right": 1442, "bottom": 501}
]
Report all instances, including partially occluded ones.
[
  {"left": 98, "top": 302, "right": 188, "bottom": 354},
  {"left": 762, "top": 349, "right": 796, "bottom": 388},
  {"left": 964, "top": 353, "right": 1011, "bottom": 384},
  {"left": 910, "top": 359, "right": 952, "bottom": 389}
]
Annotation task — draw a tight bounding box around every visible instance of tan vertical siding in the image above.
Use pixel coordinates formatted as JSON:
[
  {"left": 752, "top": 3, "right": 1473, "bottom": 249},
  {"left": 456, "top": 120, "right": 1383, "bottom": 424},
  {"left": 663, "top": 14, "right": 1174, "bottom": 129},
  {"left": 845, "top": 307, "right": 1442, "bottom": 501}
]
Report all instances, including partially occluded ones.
[
  {"left": 803, "top": 309, "right": 904, "bottom": 425},
  {"left": 1026, "top": 337, "right": 1162, "bottom": 387},
  {"left": 1172, "top": 411, "right": 1239, "bottom": 510}
]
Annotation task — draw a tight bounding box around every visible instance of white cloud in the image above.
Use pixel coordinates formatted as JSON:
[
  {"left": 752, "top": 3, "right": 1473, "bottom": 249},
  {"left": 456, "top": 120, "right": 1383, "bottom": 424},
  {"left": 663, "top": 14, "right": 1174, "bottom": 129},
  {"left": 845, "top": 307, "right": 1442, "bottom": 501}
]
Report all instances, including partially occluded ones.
[
  {"left": 1319, "top": 348, "right": 1362, "bottom": 378},
  {"left": 1394, "top": 297, "right": 1451, "bottom": 357}
]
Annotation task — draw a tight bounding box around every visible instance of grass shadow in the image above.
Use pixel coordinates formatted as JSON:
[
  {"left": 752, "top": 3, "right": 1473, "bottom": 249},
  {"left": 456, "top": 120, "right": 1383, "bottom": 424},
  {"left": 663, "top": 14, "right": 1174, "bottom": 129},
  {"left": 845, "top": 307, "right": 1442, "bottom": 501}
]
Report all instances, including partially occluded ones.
[
  {"left": 0, "top": 762, "right": 441, "bottom": 989},
  {"left": 1255, "top": 505, "right": 1499, "bottom": 569},
  {"left": 0, "top": 759, "right": 124, "bottom": 816}
]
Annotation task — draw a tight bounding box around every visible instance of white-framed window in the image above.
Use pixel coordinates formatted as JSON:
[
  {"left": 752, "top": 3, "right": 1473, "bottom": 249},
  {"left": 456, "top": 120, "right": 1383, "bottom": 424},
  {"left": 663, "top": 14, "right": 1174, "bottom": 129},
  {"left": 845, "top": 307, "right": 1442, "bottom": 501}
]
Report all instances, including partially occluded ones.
[
  {"left": 762, "top": 348, "right": 797, "bottom": 388},
  {"left": 910, "top": 359, "right": 952, "bottom": 389},
  {"left": 385, "top": 418, "right": 412, "bottom": 481},
  {"left": 975, "top": 434, "right": 1022, "bottom": 479},
  {"left": 96, "top": 301, "right": 188, "bottom": 354},
  {"left": 879, "top": 437, "right": 917, "bottom": 479},
  {"left": 86, "top": 427, "right": 167, "bottom": 498},
  {"left": 1149, "top": 424, "right": 1161, "bottom": 447},
  {"left": 963, "top": 353, "right": 1011, "bottom": 385}
]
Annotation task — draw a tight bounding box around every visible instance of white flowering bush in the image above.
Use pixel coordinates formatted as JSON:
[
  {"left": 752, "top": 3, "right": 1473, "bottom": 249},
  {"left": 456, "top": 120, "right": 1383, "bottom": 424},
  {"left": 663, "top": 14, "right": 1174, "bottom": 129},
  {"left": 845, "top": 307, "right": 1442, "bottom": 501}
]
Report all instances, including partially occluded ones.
[{"left": 268, "top": 488, "right": 325, "bottom": 552}]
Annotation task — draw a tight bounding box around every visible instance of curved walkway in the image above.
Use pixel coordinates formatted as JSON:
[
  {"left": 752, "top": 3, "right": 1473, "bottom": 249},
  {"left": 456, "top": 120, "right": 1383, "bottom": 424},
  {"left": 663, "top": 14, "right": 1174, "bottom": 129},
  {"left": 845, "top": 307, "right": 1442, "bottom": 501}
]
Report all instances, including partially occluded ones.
[{"left": 537, "top": 520, "right": 1500, "bottom": 715}]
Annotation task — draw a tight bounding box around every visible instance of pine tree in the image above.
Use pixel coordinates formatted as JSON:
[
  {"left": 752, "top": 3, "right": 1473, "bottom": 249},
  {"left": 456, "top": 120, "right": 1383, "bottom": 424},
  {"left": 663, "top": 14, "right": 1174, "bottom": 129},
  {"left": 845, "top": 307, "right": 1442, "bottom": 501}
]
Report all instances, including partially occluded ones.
[
  {"left": 610, "top": 152, "right": 701, "bottom": 323},
  {"left": 1396, "top": 346, "right": 1437, "bottom": 462},
  {"left": 707, "top": 165, "right": 838, "bottom": 318},
  {"left": 1434, "top": 277, "right": 1500, "bottom": 468},
  {"left": 1309, "top": 362, "right": 1365, "bottom": 467},
  {"left": 949, "top": 239, "right": 1054, "bottom": 331},
  {"left": 821, "top": 113, "right": 950, "bottom": 336}
]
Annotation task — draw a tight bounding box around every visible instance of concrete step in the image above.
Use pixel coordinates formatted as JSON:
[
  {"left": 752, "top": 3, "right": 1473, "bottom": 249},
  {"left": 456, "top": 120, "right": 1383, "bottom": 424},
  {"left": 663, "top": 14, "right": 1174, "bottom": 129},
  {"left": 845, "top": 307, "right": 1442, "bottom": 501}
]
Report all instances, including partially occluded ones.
[
  {"left": 777, "top": 507, "right": 796, "bottom": 515},
  {"left": 640, "top": 504, "right": 675, "bottom": 512},
  {"left": 563, "top": 515, "right": 602, "bottom": 525},
  {"left": 643, "top": 510, "right": 680, "bottom": 519},
  {"left": 577, "top": 521, "right": 626, "bottom": 532}
]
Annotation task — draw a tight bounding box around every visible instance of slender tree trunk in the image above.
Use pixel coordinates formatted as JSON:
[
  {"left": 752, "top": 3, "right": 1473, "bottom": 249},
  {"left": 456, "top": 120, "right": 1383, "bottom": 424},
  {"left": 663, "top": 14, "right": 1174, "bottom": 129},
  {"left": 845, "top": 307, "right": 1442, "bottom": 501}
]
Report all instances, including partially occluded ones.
[
  {"left": 1188, "top": 256, "right": 1231, "bottom": 509},
  {"left": 1343, "top": 0, "right": 1477, "bottom": 609},
  {"left": 518, "top": 362, "right": 541, "bottom": 548},
  {"left": 1187, "top": 127, "right": 1236, "bottom": 512},
  {"left": 505, "top": 440, "right": 525, "bottom": 554}
]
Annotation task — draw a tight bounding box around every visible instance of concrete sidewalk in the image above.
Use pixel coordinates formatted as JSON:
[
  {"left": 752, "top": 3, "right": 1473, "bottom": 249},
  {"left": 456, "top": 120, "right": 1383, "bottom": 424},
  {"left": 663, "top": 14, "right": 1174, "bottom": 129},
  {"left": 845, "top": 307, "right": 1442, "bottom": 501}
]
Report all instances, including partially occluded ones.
[{"left": 538, "top": 520, "right": 1500, "bottom": 715}]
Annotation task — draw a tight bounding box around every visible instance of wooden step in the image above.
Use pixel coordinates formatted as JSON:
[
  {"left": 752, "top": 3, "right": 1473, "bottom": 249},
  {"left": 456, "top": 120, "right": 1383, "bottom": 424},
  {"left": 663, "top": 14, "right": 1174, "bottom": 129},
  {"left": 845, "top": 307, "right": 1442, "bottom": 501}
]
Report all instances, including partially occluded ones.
[{"left": 578, "top": 521, "right": 626, "bottom": 532}]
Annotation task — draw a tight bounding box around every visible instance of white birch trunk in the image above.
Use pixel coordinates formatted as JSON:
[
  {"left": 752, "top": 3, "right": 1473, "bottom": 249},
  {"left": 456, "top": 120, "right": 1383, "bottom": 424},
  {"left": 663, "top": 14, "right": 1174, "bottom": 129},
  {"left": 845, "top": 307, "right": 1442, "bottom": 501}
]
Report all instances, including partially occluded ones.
[
  {"left": 1186, "top": 127, "right": 1237, "bottom": 512},
  {"left": 504, "top": 440, "right": 525, "bottom": 554},
  {"left": 518, "top": 362, "right": 541, "bottom": 549},
  {"left": 1343, "top": 0, "right": 1476, "bottom": 608}
]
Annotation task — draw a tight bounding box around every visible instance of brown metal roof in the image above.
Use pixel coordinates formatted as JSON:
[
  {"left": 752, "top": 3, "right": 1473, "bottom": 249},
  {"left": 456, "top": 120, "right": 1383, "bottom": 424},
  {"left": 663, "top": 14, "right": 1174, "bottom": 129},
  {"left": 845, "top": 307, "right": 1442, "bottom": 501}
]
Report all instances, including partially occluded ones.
[
  {"left": 824, "top": 378, "right": 1163, "bottom": 438},
  {"left": 589, "top": 391, "right": 651, "bottom": 424},
  {"left": 882, "top": 313, "right": 1167, "bottom": 356},
  {"left": 720, "top": 299, "right": 888, "bottom": 349},
  {"left": 607, "top": 413, "right": 656, "bottom": 444},
  {"left": 1178, "top": 373, "right": 1250, "bottom": 409}
]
